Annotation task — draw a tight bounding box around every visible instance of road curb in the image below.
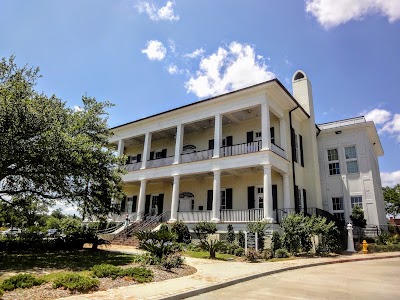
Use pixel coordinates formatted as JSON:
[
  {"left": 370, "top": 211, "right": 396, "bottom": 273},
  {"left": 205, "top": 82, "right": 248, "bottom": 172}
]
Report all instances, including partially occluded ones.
[{"left": 157, "top": 254, "right": 400, "bottom": 300}]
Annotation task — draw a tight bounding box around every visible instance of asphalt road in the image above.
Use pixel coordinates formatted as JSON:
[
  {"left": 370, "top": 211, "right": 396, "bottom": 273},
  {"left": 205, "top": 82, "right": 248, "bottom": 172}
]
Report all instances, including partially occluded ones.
[{"left": 186, "top": 257, "right": 400, "bottom": 300}]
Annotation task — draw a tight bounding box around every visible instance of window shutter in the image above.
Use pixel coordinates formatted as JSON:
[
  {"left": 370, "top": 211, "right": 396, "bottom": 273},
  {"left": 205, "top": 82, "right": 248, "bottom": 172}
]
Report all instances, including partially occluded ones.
[
  {"left": 126, "top": 156, "right": 131, "bottom": 164},
  {"left": 136, "top": 154, "right": 142, "bottom": 162},
  {"left": 158, "top": 194, "right": 164, "bottom": 215},
  {"left": 247, "top": 186, "right": 255, "bottom": 209},
  {"left": 294, "top": 185, "right": 300, "bottom": 212},
  {"left": 247, "top": 131, "right": 254, "bottom": 143},
  {"left": 270, "top": 127, "right": 275, "bottom": 144},
  {"left": 272, "top": 185, "right": 278, "bottom": 211},
  {"left": 120, "top": 197, "right": 126, "bottom": 212},
  {"left": 207, "top": 190, "right": 213, "bottom": 210},
  {"left": 145, "top": 195, "right": 151, "bottom": 215},
  {"left": 132, "top": 196, "right": 137, "bottom": 212},
  {"left": 226, "top": 188, "right": 233, "bottom": 209},
  {"left": 208, "top": 139, "right": 214, "bottom": 150},
  {"left": 161, "top": 149, "right": 167, "bottom": 158},
  {"left": 226, "top": 136, "right": 233, "bottom": 146},
  {"left": 149, "top": 151, "right": 154, "bottom": 160},
  {"left": 300, "top": 135, "right": 304, "bottom": 167},
  {"left": 291, "top": 128, "right": 297, "bottom": 163},
  {"left": 303, "top": 189, "right": 307, "bottom": 213}
]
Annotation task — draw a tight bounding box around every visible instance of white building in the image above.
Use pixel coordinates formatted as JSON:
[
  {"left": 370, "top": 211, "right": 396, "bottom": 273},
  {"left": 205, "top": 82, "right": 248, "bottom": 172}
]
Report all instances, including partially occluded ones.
[{"left": 109, "top": 71, "right": 386, "bottom": 229}]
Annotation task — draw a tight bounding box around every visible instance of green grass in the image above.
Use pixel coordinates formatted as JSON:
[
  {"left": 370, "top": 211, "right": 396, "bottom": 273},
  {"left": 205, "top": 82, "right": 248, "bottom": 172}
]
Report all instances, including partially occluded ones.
[
  {"left": 0, "top": 250, "right": 138, "bottom": 275},
  {"left": 267, "top": 257, "right": 296, "bottom": 262},
  {"left": 182, "top": 251, "right": 237, "bottom": 260}
]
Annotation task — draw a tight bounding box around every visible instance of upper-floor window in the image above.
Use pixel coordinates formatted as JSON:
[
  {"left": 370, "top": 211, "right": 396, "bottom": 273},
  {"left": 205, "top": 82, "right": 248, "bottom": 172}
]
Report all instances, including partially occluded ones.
[
  {"left": 254, "top": 131, "right": 262, "bottom": 141},
  {"left": 327, "top": 148, "right": 340, "bottom": 175},
  {"left": 345, "top": 146, "right": 359, "bottom": 174},
  {"left": 350, "top": 196, "right": 363, "bottom": 209}
]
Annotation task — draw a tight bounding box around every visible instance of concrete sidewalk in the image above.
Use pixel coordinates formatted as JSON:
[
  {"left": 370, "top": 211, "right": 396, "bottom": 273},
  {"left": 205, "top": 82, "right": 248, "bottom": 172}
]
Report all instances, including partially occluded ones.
[{"left": 62, "top": 247, "right": 400, "bottom": 300}]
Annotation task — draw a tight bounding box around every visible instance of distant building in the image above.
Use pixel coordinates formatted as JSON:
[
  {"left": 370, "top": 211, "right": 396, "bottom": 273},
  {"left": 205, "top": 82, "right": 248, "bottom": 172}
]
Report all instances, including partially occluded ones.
[{"left": 109, "top": 71, "right": 386, "bottom": 229}]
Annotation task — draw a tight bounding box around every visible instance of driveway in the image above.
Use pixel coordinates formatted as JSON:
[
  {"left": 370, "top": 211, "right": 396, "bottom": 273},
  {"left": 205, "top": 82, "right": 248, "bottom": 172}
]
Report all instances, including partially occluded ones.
[{"left": 186, "top": 257, "right": 400, "bottom": 300}]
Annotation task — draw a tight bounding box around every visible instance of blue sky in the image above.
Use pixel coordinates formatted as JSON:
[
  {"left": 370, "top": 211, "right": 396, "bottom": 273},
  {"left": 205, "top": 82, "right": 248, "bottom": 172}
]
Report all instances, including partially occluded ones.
[{"left": 1, "top": 0, "right": 400, "bottom": 193}]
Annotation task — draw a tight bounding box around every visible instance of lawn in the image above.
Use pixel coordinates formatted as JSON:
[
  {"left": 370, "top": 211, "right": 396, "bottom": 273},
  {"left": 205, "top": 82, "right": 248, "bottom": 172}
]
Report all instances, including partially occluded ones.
[{"left": 182, "top": 250, "right": 237, "bottom": 260}]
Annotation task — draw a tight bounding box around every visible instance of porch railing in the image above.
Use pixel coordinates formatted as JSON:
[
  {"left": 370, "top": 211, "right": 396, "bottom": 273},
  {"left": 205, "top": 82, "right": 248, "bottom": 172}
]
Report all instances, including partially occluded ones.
[
  {"left": 146, "top": 156, "right": 174, "bottom": 169},
  {"left": 271, "top": 143, "right": 285, "bottom": 158},
  {"left": 220, "top": 209, "right": 264, "bottom": 222},
  {"left": 177, "top": 210, "right": 213, "bottom": 222},
  {"left": 181, "top": 149, "right": 213, "bottom": 163},
  {"left": 221, "top": 141, "right": 262, "bottom": 157}
]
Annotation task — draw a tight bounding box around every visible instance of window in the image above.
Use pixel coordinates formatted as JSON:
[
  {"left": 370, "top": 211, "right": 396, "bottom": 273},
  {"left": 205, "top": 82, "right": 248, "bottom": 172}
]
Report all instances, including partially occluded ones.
[
  {"left": 332, "top": 197, "right": 345, "bottom": 222},
  {"left": 155, "top": 150, "right": 163, "bottom": 159},
  {"left": 327, "top": 148, "right": 340, "bottom": 175},
  {"left": 182, "top": 144, "right": 196, "bottom": 153},
  {"left": 220, "top": 190, "right": 226, "bottom": 210},
  {"left": 351, "top": 196, "right": 363, "bottom": 209},
  {"left": 345, "top": 146, "right": 359, "bottom": 173},
  {"left": 254, "top": 131, "right": 262, "bottom": 141}
]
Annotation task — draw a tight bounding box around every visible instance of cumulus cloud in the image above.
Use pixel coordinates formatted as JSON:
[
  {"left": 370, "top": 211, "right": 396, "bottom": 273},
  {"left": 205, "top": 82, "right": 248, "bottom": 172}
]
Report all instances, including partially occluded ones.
[
  {"left": 185, "top": 42, "right": 275, "bottom": 98},
  {"left": 381, "top": 113, "right": 400, "bottom": 141},
  {"left": 73, "top": 105, "right": 83, "bottom": 112},
  {"left": 141, "top": 40, "right": 167, "bottom": 61},
  {"left": 168, "top": 64, "right": 178, "bottom": 74},
  {"left": 381, "top": 171, "right": 400, "bottom": 187},
  {"left": 168, "top": 39, "right": 176, "bottom": 53},
  {"left": 137, "top": 1, "right": 179, "bottom": 22},
  {"left": 184, "top": 48, "right": 205, "bottom": 59},
  {"left": 305, "top": 0, "right": 400, "bottom": 28},
  {"left": 364, "top": 108, "right": 392, "bottom": 125}
]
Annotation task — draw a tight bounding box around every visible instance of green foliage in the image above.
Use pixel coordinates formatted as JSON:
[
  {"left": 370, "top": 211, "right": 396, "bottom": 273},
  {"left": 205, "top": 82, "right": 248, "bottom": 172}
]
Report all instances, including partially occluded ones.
[
  {"left": 350, "top": 206, "right": 367, "bottom": 228},
  {"left": 159, "top": 223, "right": 169, "bottom": 233},
  {"left": 0, "top": 274, "right": 44, "bottom": 291},
  {"left": 0, "top": 288, "right": 3, "bottom": 297},
  {"left": 245, "top": 249, "right": 260, "bottom": 262},
  {"left": 271, "top": 231, "right": 282, "bottom": 253},
  {"left": 193, "top": 222, "right": 224, "bottom": 259},
  {"left": 247, "top": 220, "right": 270, "bottom": 233},
  {"left": 366, "top": 243, "right": 400, "bottom": 253},
  {"left": 0, "top": 56, "right": 125, "bottom": 219},
  {"left": 226, "top": 224, "right": 235, "bottom": 244},
  {"left": 91, "top": 264, "right": 121, "bottom": 279},
  {"left": 90, "top": 264, "right": 153, "bottom": 282},
  {"left": 274, "top": 248, "right": 290, "bottom": 258},
  {"left": 159, "top": 253, "right": 184, "bottom": 271},
  {"left": 383, "top": 184, "right": 400, "bottom": 216},
  {"left": 234, "top": 247, "right": 245, "bottom": 257},
  {"left": 53, "top": 273, "right": 99, "bottom": 293},
  {"left": 135, "top": 230, "right": 177, "bottom": 259},
  {"left": 375, "top": 232, "right": 391, "bottom": 245},
  {"left": 238, "top": 230, "right": 245, "bottom": 248},
  {"left": 171, "top": 221, "right": 191, "bottom": 244}
]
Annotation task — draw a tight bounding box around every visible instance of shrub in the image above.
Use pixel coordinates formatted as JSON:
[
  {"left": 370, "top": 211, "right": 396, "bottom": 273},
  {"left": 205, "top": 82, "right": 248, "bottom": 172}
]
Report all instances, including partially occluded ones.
[
  {"left": 53, "top": 273, "right": 99, "bottom": 293},
  {"left": 367, "top": 243, "right": 400, "bottom": 253},
  {"left": 224, "top": 243, "right": 240, "bottom": 255},
  {"left": 193, "top": 222, "right": 224, "bottom": 259},
  {"left": 227, "top": 224, "right": 235, "bottom": 244},
  {"left": 238, "top": 230, "right": 245, "bottom": 248},
  {"left": 91, "top": 264, "right": 121, "bottom": 279},
  {"left": 262, "top": 248, "right": 274, "bottom": 260},
  {"left": 271, "top": 231, "right": 282, "bottom": 253},
  {"left": 245, "top": 249, "right": 260, "bottom": 262},
  {"left": 120, "top": 267, "right": 153, "bottom": 283},
  {"left": 274, "top": 248, "right": 290, "bottom": 258},
  {"left": 0, "top": 288, "right": 3, "bottom": 297},
  {"left": 0, "top": 273, "right": 44, "bottom": 291},
  {"left": 234, "top": 247, "right": 245, "bottom": 257},
  {"left": 159, "top": 253, "right": 185, "bottom": 271},
  {"left": 132, "top": 253, "right": 160, "bottom": 265},
  {"left": 159, "top": 223, "right": 169, "bottom": 233},
  {"left": 185, "top": 243, "right": 202, "bottom": 252},
  {"left": 171, "top": 221, "right": 191, "bottom": 244},
  {"left": 135, "top": 230, "right": 177, "bottom": 258},
  {"left": 375, "top": 232, "right": 390, "bottom": 245}
]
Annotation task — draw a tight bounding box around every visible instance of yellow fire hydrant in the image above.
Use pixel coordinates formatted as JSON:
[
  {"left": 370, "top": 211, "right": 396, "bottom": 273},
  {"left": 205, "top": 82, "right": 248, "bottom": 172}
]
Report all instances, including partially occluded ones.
[{"left": 362, "top": 240, "right": 368, "bottom": 254}]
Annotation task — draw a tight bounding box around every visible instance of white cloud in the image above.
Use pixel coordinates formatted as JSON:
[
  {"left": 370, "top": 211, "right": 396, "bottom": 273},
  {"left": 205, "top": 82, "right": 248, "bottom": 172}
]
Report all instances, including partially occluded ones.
[
  {"left": 184, "top": 48, "right": 205, "bottom": 59},
  {"left": 305, "top": 0, "right": 400, "bottom": 28},
  {"left": 137, "top": 1, "right": 179, "bottom": 22},
  {"left": 168, "top": 64, "right": 178, "bottom": 74},
  {"left": 185, "top": 42, "right": 275, "bottom": 98},
  {"left": 381, "top": 171, "right": 400, "bottom": 187},
  {"left": 73, "top": 105, "right": 83, "bottom": 112},
  {"left": 381, "top": 113, "right": 400, "bottom": 141},
  {"left": 141, "top": 40, "right": 167, "bottom": 61},
  {"left": 168, "top": 39, "right": 176, "bottom": 53},
  {"left": 50, "top": 201, "right": 80, "bottom": 216},
  {"left": 364, "top": 108, "right": 392, "bottom": 124}
]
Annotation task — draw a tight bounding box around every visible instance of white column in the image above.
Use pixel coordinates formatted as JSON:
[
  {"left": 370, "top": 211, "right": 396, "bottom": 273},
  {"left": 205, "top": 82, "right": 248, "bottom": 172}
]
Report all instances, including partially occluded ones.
[
  {"left": 213, "top": 114, "right": 222, "bottom": 158},
  {"left": 174, "top": 124, "right": 184, "bottom": 164},
  {"left": 261, "top": 102, "right": 271, "bottom": 150},
  {"left": 279, "top": 117, "right": 287, "bottom": 156},
  {"left": 263, "top": 164, "right": 274, "bottom": 222},
  {"left": 141, "top": 132, "right": 152, "bottom": 169},
  {"left": 170, "top": 175, "right": 180, "bottom": 222},
  {"left": 136, "top": 179, "right": 147, "bottom": 221},
  {"left": 117, "top": 139, "right": 125, "bottom": 157},
  {"left": 211, "top": 170, "right": 221, "bottom": 222},
  {"left": 283, "top": 173, "right": 291, "bottom": 209}
]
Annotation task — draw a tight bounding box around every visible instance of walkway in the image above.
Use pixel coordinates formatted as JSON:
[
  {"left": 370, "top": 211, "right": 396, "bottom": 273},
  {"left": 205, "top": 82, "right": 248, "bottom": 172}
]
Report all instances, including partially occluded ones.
[{"left": 62, "top": 247, "right": 400, "bottom": 300}]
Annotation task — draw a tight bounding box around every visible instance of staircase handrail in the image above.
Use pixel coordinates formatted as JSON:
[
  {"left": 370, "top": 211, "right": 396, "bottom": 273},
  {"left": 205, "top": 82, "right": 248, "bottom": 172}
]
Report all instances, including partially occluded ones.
[{"left": 97, "top": 222, "right": 124, "bottom": 234}]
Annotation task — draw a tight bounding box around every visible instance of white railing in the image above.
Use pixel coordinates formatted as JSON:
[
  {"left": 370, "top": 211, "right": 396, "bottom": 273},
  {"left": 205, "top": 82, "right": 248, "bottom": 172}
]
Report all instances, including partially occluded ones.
[
  {"left": 221, "top": 141, "right": 262, "bottom": 157},
  {"left": 271, "top": 143, "right": 285, "bottom": 158},
  {"left": 124, "top": 162, "right": 142, "bottom": 172},
  {"left": 177, "top": 210, "right": 212, "bottom": 222},
  {"left": 181, "top": 149, "right": 213, "bottom": 163},
  {"left": 220, "top": 209, "right": 264, "bottom": 222},
  {"left": 146, "top": 156, "right": 174, "bottom": 169}
]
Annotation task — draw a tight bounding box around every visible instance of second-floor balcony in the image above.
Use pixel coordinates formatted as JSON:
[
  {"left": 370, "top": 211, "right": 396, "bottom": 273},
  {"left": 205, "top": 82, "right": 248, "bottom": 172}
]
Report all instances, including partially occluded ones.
[{"left": 124, "top": 140, "right": 285, "bottom": 171}]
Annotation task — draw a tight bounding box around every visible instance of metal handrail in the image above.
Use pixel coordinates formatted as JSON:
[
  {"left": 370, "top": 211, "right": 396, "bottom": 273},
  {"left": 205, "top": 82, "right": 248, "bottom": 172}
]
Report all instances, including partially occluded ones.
[{"left": 97, "top": 222, "right": 124, "bottom": 234}]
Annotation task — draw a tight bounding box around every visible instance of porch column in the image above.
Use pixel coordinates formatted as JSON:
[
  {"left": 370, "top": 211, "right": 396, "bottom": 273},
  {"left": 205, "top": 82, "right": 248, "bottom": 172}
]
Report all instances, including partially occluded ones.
[
  {"left": 136, "top": 179, "right": 147, "bottom": 221},
  {"left": 261, "top": 102, "right": 271, "bottom": 150},
  {"left": 213, "top": 114, "right": 222, "bottom": 158},
  {"left": 174, "top": 124, "right": 184, "bottom": 164},
  {"left": 279, "top": 117, "right": 287, "bottom": 156},
  {"left": 141, "top": 132, "right": 152, "bottom": 169},
  {"left": 169, "top": 175, "right": 180, "bottom": 222},
  {"left": 283, "top": 173, "right": 291, "bottom": 209},
  {"left": 211, "top": 170, "right": 221, "bottom": 222},
  {"left": 262, "top": 164, "right": 274, "bottom": 222},
  {"left": 117, "top": 139, "right": 125, "bottom": 157}
]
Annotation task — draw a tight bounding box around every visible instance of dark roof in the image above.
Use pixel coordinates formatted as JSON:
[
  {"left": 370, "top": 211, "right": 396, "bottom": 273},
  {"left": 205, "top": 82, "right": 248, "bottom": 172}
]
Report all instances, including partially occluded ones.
[{"left": 111, "top": 78, "right": 310, "bottom": 130}]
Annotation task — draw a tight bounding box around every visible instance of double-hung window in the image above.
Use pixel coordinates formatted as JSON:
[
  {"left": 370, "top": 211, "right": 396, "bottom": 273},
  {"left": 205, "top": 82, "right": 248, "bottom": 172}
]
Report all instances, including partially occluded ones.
[
  {"left": 328, "top": 148, "right": 340, "bottom": 175},
  {"left": 350, "top": 196, "right": 363, "bottom": 209},
  {"left": 345, "top": 146, "right": 359, "bottom": 174},
  {"left": 331, "top": 197, "right": 345, "bottom": 221}
]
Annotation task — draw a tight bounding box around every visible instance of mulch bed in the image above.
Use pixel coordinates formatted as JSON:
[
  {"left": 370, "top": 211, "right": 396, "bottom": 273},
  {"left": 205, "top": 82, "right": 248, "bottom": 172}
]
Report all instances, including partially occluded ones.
[{"left": 1, "top": 265, "right": 196, "bottom": 300}]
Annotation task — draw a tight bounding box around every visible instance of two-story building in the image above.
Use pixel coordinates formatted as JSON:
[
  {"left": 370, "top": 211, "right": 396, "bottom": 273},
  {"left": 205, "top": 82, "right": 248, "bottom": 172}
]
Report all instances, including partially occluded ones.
[{"left": 109, "top": 70, "right": 386, "bottom": 229}]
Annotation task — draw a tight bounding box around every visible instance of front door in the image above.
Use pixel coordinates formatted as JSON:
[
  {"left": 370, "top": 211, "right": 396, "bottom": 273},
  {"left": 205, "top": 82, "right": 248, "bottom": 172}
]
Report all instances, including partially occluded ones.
[{"left": 179, "top": 196, "right": 193, "bottom": 211}]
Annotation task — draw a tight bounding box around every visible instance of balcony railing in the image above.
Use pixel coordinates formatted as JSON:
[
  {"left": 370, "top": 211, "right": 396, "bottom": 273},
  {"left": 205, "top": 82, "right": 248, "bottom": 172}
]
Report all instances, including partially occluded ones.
[
  {"left": 220, "top": 209, "right": 264, "bottom": 222},
  {"left": 221, "top": 141, "right": 262, "bottom": 157},
  {"left": 271, "top": 143, "right": 285, "bottom": 158},
  {"left": 146, "top": 156, "right": 174, "bottom": 169},
  {"left": 181, "top": 149, "right": 213, "bottom": 163}
]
